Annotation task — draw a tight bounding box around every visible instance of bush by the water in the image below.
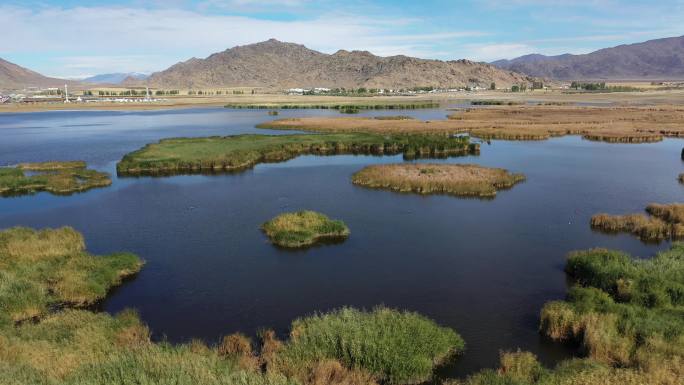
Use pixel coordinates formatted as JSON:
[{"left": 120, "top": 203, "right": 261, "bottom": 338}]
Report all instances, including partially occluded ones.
[{"left": 0, "top": 161, "right": 111, "bottom": 197}]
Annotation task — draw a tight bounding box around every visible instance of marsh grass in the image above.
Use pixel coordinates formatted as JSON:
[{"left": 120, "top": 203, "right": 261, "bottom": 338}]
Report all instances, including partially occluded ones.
[
  {"left": 351, "top": 164, "right": 525, "bottom": 198},
  {"left": 0, "top": 227, "right": 143, "bottom": 323},
  {"left": 591, "top": 203, "right": 684, "bottom": 242},
  {"left": 261, "top": 211, "right": 349, "bottom": 248},
  {"left": 271, "top": 307, "right": 465, "bottom": 385},
  {"left": 225, "top": 102, "right": 440, "bottom": 110},
  {"left": 373, "top": 116, "right": 415, "bottom": 120},
  {"left": 116, "top": 134, "right": 478, "bottom": 176},
  {"left": 0, "top": 161, "right": 111, "bottom": 197},
  {"left": 259, "top": 105, "right": 684, "bottom": 143},
  {"left": 456, "top": 244, "right": 684, "bottom": 385}
]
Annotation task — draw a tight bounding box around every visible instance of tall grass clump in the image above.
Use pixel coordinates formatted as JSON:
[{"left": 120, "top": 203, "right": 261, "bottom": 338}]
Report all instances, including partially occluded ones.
[
  {"left": 262, "top": 211, "right": 349, "bottom": 248},
  {"left": 271, "top": 307, "right": 464, "bottom": 384},
  {"left": 351, "top": 164, "right": 525, "bottom": 198},
  {"left": 538, "top": 245, "right": 684, "bottom": 380},
  {"left": 591, "top": 203, "right": 684, "bottom": 242},
  {"left": 0, "top": 161, "right": 111, "bottom": 197},
  {"left": 0, "top": 227, "right": 143, "bottom": 323}
]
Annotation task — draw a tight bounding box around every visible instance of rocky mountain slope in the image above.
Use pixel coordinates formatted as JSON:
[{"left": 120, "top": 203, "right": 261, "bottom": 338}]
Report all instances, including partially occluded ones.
[
  {"left": 492, "top": 35, "right": 684, "bottom": 80},
  {"left": 136, "top": 39, "right": 529, "bottom": 89},
  {"left": 0, "top": 58, "right": 78, "bottom": 91}
]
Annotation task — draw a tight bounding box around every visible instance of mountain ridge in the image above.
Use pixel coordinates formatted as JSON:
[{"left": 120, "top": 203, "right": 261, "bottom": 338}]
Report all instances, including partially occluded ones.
[
  {"left": 492, "top": 35, "right": 684, "bottom": 80},
  {"left": 133, "top": 39, "right": 530, "bottom": 89}
]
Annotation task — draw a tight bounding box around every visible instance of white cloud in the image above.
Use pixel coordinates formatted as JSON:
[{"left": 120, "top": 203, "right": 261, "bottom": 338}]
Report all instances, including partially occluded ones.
[{"left": 0, "top": 4, "right": 483, "bottom": 76}]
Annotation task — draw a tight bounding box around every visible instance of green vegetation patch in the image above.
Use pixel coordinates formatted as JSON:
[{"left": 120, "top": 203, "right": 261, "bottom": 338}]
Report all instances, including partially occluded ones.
[
  {"left": 0, "top": 161, "right": 111, "bottom": 197},
  {"left": 116, "top": 133, "right": 478, "bottom": 176},
  {"left": 262, "top": 211, "right": 349, "bottom": 248},
  {"left": 351, "top": 163, "right": 525, "bottom": 198},
  {"left": 456, "top": 243, "right": 684, "bottom": 385},
  {"left": 273, "top": 307, "right": 464, "bottom": 384},
  {"left": 0, "top": 227, "right": 143, "bottom": 324},
  {"left": 590, "top": 203, "right": 684, "bottom": 242}
]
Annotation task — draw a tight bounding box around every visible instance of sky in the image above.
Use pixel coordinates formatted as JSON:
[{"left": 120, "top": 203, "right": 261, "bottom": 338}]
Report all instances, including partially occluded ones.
[{"left": 2, "top": 0, "right": 683, "bottom": 78}]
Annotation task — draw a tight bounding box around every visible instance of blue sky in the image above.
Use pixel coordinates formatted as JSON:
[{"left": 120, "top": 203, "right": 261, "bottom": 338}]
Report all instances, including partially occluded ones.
[{"left": 2, "top": 0, "right": 683, "bottom": 78}]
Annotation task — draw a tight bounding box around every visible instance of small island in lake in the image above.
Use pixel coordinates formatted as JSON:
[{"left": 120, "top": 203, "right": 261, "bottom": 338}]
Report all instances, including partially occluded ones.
[
  {"left": 0, "top": 161, "right": 111, "bottom": 197},
  {"left": 351, "top": 163, "right": 525, "bottom": 198},
  {"left": 262, "top": 210, "right": 350, "bottom": 248}
]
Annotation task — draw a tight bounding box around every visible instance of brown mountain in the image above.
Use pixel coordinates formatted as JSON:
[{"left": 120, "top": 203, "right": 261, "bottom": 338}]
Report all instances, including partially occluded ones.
[
  {"left": 0, "top": 58, "right": 78, "bottom": 91},
  {"left": 137, "top": 39, "right": 530, "bottom": 89},
  {"left": 492, "top": 35, "right": 684, "bottom": 80}
]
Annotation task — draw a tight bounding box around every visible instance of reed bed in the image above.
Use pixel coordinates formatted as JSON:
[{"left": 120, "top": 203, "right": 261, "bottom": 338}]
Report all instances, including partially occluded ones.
[
  {"left": 0, "top": 161, "right": 111, "bottom": 197},
  {"left": 116, "top": 134, "right": 478, "bottom": 176},
  {"left": 261, "top": 211, "right": 350, "bottom": 248},
  {"left": 225, "top": 102, "right": 440, "bottom": 110},
  {"left": 257, "top": 105, "right": 684, "bottom": 143},
  {"left": 351, "top": 164, "right": 524, "bottom": 198},
  {"left": 456, "top": 244, "right": 684, "bottom": 385},
  {"left": 0, "top": 227, "right": 143, "bottom": 324},
  {"left": 591, "top": 203, "right": 684, "bottom": 242},
  {"left": 272, "top": 307, "right": 464, "bottom": 385}
]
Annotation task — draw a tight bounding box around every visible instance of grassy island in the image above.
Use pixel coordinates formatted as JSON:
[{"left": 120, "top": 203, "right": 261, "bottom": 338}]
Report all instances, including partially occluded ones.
[
  {"left": 258, "top": 105, "right": 684, "bottom": 143},
  {"left": 262, "top": 211, "right": 349, "bottom": 248},
  {"left": 117, "top": 133, "right": 478, "bottom": 176},
  {"left": 456, "top": 244, "right": 684, "bottom": 385},
  {"left": 0, "top": 161, "right": 111, "bottom": 197},
  {"left": 351, "top": 163, "right": 525, "bottom": 198},
  {"left": 0, "top": 225, "right": 466, "bottom": 385},
  {"left": 590, "top": 203, "right": 684, "bottom": 242}
]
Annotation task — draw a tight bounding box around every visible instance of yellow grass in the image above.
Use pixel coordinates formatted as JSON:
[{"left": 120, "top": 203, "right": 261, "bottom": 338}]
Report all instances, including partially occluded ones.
[
  {"left": 258, "top": 105, "right": 684, "bottom": 142},
  {"left": 351, "top": 163, "right": 525, "bottom": 198}
]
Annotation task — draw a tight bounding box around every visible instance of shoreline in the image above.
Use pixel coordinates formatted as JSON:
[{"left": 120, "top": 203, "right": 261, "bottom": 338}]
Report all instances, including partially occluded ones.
[{"left": 3, "top": 89, "right": 684, "bottom": 114}]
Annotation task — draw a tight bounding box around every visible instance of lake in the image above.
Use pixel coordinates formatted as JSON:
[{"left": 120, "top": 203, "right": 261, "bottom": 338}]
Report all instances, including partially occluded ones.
[{"left": 0, "top": 106, "right": 680, "bottom": 378}]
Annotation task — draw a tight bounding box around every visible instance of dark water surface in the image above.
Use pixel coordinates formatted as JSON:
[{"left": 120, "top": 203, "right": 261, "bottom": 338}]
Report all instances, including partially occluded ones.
[{"left": 1, "top": 107, "right": 681, "bottom": 378}]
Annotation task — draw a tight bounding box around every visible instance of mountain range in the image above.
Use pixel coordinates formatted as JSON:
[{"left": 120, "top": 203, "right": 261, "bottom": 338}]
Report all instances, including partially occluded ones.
[
  {"left": 82, "top": 72, "right": 149, "bottom": 84},
  {"left": 492, "top": 35, "right": 684, "bottom": 80},
  {"left": 133, "top": 39, "right": 529, "bottom": 89}
]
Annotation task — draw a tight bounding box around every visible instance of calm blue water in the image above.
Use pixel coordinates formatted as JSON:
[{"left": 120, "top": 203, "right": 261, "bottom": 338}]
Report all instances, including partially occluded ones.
[{"left": 1, "top": 106, "right": 681, "bottom": 378}]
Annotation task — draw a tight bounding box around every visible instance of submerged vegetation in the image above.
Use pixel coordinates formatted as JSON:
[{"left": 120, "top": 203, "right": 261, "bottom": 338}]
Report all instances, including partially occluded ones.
[
  {"left": 457, "top": 244, "right": 684, "bottom": 385},
  {"left": 351, "top": 164, "right": 525, "bottom": 198},
  {"left": 590, "top": 203, "right": 684, "bottom": 242},
  {"left": 0, "top": 226, "right": 464, "bottom": 385},
  {"left": 259, "top": 105, "right": 684, "bottom": 143},
  {"left": 262, "top": 211, "right": 349, "bottom": 248},
  {"left": 0, "top": 161, "right": 111, "bottom": 197},
  {"left": 117, "top": 133, "right": 479, "bottom": 176}
]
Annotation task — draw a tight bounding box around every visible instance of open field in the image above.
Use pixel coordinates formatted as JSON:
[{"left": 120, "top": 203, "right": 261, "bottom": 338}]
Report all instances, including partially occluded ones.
[
  {"left": 0, "top": 161, "right": 111, "bottom": 197},
  {"left": 259, "top": 105, "right": 684, "bottom": 142},
  {"left": 351, "top": 164, "right": 525, "bottom": 198},
  {"left": 116, "top": 133, "right": 478, "bottom": 175},
  {"left": 261, "top": 211, "right": 350, "bottom": 248},
  {"left": 3, "top": 88, "right": 684, "bottom": 113}
]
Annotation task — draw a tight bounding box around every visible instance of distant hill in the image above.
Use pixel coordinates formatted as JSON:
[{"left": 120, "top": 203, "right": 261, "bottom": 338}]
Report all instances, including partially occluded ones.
[
  {"left": 0, "top": 58, "right": 78, "bottom": 91},
  {"left": 134, "top": 39, "right": 529, "bottom": 89},
  {"left": 83, "top": 72, "right": 148, "bottom": 84},
  {"left": 492, "top": 35, "right": 684, "bottom": 80}
]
